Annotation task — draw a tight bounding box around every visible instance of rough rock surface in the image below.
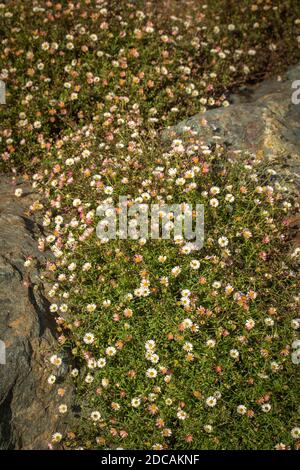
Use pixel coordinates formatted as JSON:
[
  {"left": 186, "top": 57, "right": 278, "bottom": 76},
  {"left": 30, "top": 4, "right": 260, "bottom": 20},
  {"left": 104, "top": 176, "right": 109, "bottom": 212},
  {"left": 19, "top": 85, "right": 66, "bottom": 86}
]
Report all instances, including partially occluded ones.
[
  {"left": 163, "top": 63, "right": 300, "bottom": 189},
  {"left": 0, "top": 176, "right": 72, "bottom": 449}
]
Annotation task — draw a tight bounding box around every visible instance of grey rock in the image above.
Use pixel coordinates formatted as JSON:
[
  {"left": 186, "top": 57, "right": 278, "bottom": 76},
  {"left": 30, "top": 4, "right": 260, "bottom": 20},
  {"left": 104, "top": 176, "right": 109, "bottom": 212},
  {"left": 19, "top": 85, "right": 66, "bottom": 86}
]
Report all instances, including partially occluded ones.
[
  {"left": 0, "top": 176, "right": 73, "bottom": 449},
  {"left": 162, "top": 63, "right": 300, "bottom": 189}
]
